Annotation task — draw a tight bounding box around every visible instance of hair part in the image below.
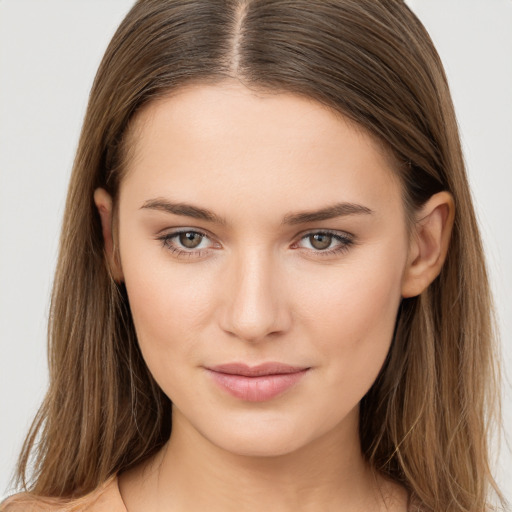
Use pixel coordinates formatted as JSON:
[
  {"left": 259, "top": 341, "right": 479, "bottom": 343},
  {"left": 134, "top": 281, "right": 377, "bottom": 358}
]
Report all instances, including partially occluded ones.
[{"left": 13, "top": 1, "right": 503, "bottom": 511}]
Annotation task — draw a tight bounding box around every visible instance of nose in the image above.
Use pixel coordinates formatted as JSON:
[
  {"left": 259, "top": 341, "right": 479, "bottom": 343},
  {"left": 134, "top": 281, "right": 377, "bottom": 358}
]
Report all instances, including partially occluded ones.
[{"left": 218, "top": 246, "right": 291, "bottom": 343}]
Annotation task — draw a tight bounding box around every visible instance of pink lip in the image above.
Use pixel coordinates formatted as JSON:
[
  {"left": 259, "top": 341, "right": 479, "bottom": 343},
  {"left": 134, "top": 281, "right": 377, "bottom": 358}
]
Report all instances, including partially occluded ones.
[{"left": 205, "top": 363, "right": 310, "bottom": 402}]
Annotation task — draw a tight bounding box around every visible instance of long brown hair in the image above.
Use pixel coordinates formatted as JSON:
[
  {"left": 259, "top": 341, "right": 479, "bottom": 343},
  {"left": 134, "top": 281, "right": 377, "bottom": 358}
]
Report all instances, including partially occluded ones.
[{"left": 12, "top": 0, "right": 503, "bottom": 510}]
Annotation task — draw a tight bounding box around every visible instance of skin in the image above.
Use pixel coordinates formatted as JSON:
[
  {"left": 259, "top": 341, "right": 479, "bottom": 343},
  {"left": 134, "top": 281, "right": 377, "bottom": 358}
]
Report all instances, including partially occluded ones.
[{"left": 95, "top": 81, "right": 454, "bottom": 512}]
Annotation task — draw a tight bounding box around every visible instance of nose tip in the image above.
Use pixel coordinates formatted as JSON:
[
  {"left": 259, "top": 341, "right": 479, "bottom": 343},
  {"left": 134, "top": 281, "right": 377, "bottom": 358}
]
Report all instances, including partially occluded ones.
[
  {"left": 218, "top": 252, "right": 290, "bottom": 343},
  {"left": 225, "top": 306, "right": 279, "bottom": 343}
]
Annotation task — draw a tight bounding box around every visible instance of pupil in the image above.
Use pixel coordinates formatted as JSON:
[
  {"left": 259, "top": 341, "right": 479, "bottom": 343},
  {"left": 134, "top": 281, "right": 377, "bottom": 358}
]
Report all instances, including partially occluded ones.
[
  {"left": 311, "top": 233, "right": 331, "bottom": 250},
  {"left": 180, "top": 232, "right": 202, "bottom": 249}
]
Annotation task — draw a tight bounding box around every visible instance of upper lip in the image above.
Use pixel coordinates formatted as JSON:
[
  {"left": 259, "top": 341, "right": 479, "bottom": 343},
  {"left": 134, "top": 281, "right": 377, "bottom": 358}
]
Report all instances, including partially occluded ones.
[{"left": 206, "top": 362, "right": 309, "bottom": 377}]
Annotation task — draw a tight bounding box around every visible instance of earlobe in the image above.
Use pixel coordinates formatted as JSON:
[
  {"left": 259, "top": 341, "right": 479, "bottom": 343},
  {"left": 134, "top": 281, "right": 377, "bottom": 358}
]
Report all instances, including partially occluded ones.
[
  {"left": 93, "top": 188, "right": 124, "bottom": 282},
  {"left": 401, "top": 191, "right": 455, "bottom": 298}
]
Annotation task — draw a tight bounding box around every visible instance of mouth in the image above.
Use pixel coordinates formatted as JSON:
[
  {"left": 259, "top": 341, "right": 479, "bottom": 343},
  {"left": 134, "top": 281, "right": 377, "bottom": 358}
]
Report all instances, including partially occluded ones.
[{"left": 204, "top": 362, "right": 310, "bottom": 402}]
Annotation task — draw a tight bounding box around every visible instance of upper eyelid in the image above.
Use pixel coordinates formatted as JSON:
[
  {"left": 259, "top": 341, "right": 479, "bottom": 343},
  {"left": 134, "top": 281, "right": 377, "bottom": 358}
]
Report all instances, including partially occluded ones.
[
  {"left": 298, "top": 228, "right": 353, "bottom": 238},
  {"left": 156, "top": 226, "right": 213, "bottom": 238}
]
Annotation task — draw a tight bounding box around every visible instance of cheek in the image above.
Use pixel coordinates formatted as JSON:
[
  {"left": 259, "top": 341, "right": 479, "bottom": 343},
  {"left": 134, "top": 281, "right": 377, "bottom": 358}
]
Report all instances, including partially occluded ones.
[
  {"left": 292, "top": 245, "right": 405, "bottom": 394},
  {"left": 120, "top": 239, "right": 217, "bottom": 387}
]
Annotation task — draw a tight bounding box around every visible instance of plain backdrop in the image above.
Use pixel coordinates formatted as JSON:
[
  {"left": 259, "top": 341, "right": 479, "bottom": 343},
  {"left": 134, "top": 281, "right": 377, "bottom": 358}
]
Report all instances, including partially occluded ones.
[{"left": 1, "top": 0, "right": 511, "bottom": 502}]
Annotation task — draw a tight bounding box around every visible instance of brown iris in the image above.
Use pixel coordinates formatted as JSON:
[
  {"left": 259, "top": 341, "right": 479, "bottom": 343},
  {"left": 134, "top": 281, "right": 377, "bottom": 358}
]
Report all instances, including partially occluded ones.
[
  {"left": 309, "top": 233, "right": 332, "bottom": 250},
  {"left": 179, "top": 232, "right": 203, "bottom": 249}
]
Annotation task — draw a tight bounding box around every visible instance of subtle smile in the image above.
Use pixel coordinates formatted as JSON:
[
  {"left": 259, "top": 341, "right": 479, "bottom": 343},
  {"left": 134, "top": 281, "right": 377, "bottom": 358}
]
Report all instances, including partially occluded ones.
[{"left": 204, "top": 363, "right": 310, "bottom": 402}]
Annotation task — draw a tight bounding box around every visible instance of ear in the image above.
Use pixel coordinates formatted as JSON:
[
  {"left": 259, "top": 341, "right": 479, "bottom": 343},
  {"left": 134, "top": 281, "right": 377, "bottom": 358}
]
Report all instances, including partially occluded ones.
[
  {"left": 93, "top": 188, "right": 124, "bottom": 282},
  {"left": 401, "top": 191, "right": 455, "bottom": 298}
]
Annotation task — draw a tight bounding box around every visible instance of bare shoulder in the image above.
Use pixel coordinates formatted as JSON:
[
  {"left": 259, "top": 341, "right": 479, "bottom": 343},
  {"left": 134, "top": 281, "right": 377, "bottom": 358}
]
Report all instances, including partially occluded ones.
[
  {"left": 1, "top": 493, "right": 80, "bottom": 512},
  {"left": 0, "top": 493, "right": 58, "bottom": 512},
  {"left": 0, "top": 477, "right": 125, "bottom": 512}
]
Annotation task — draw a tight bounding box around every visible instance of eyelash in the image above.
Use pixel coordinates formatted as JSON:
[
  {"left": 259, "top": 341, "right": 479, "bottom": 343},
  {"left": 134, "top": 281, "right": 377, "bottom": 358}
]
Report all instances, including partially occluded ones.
[{"left": 156, "top": 229, "right": 355, "bottom": 260}]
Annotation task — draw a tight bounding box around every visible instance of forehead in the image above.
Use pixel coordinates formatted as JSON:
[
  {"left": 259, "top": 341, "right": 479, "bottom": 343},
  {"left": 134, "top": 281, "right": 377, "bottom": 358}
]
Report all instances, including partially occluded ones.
[{"left": 120, "top": 82, "right": 402, "bottom": 219}]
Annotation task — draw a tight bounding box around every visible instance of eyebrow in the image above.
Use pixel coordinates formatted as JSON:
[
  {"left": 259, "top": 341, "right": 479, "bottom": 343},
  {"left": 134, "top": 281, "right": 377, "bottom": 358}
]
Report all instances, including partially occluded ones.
[
  {"left": 282, "top": 202, "right": 373, "bottom": 225},
  {"left": 140, "top": 198, "right": 373, "bottom": 225},
  {"left": 141, "top": 198, "right": 227, "bottom": 225}
]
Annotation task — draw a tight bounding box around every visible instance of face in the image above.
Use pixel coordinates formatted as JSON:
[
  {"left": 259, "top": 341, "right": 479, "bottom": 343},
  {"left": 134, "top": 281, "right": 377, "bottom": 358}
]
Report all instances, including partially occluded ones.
[{"left": 113, "top": 82, "right": 411, "bottom": 457}]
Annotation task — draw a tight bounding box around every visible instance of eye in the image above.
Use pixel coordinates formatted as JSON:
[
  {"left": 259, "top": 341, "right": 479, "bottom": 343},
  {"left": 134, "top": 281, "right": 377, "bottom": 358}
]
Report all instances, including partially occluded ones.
[
  {"left": 157, "top": 229, "right": 217, "bottom": 259},
  {"left": 295, "top": 230, "right": 354, "bottom": 256},
  {"left": 157, "top": 228, "right": 354, "bottom": 260}
]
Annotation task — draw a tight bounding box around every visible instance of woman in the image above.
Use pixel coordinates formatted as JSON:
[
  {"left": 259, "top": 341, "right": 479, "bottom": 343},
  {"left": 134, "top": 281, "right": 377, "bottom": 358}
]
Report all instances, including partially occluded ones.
[{"left": 1, "top": 0, "right": 505, "bottom": 510}]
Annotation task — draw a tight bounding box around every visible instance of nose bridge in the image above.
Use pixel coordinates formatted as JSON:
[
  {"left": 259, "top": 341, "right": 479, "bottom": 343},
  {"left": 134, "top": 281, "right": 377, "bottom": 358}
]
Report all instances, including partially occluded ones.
[{"left": 220, "top": 244, "right": 288, "bottom": 342}]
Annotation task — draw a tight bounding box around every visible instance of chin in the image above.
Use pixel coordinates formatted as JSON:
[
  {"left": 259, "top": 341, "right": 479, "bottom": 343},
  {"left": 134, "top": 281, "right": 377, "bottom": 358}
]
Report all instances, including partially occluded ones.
[
  {"left": 207, "top": 429, "right": 310, "bottom": 458},
  {"left": 191, "top": 409, "right": 340, "bottom": 459}
]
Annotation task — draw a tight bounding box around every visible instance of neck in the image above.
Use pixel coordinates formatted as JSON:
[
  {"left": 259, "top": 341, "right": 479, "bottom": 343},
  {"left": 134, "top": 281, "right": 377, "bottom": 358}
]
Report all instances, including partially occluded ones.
[{"left": 119, "top": 406, "right": 406, "bottom": 512}]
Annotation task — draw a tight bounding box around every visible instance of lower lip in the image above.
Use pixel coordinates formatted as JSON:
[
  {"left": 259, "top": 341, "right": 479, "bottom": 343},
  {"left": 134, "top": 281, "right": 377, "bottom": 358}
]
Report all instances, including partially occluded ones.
[{"left": 207, "top": 369, "right": 309, "bottom": 402}]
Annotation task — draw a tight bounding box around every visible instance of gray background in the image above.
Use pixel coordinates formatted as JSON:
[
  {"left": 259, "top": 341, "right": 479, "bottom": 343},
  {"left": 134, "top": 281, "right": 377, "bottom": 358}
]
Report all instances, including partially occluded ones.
[{"left": 1, "top": 0, "right": 511, "bottom": 502}]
